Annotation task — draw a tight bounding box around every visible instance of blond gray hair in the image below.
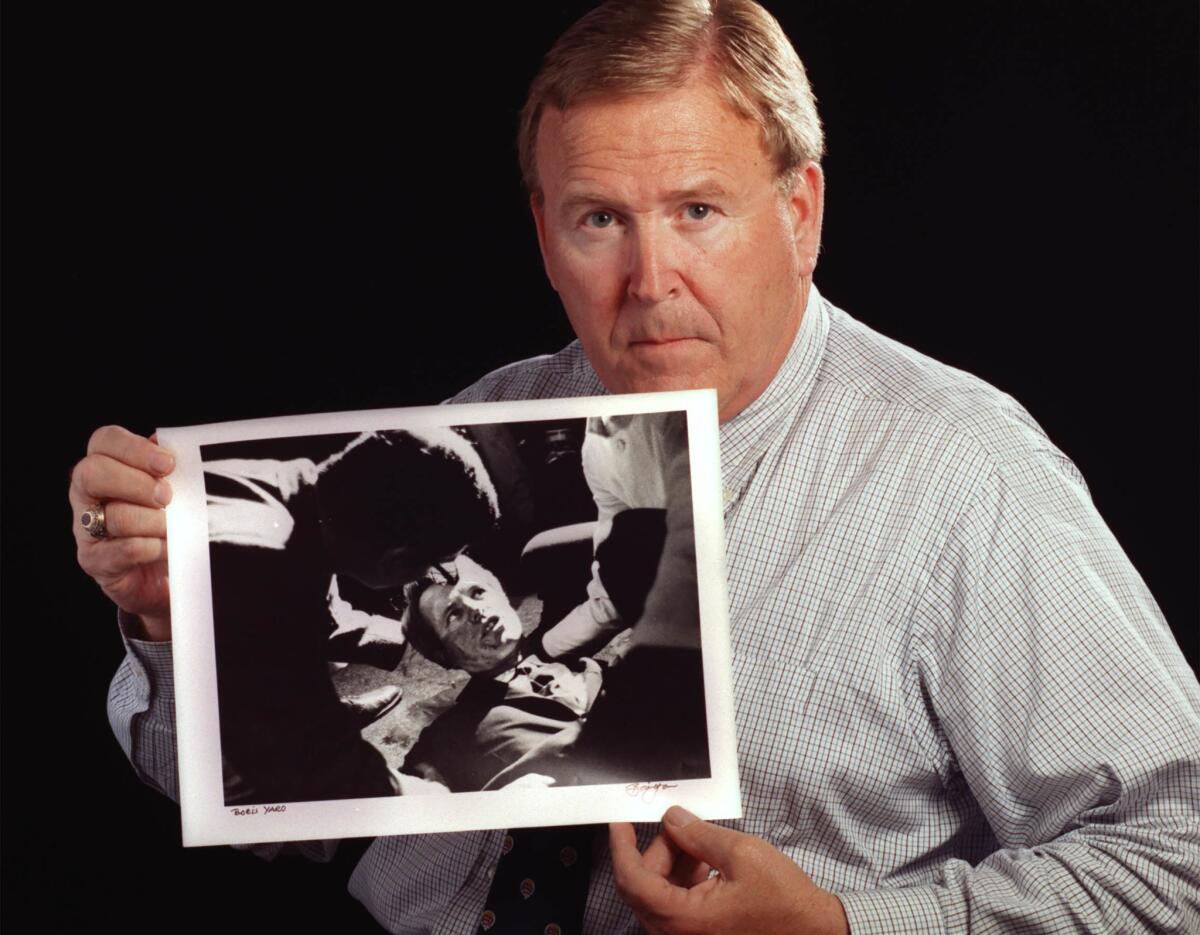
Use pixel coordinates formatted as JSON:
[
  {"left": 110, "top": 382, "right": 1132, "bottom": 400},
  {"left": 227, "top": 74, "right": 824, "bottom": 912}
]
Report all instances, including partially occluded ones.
[{"left": 518, "top": 0, "right": 825, "bottom": 196}]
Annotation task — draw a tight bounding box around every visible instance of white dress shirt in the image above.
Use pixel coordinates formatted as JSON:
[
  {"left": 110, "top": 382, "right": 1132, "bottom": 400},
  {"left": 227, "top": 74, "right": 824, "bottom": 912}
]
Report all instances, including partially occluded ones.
[{"left": 110, "top": 286, "right": 1200, "bottom": 933}]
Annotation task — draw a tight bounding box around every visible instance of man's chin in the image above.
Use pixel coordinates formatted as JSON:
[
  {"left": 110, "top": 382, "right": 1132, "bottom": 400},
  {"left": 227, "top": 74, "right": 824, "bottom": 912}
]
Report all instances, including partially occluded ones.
[
  {"left": 626, "top": 337, "right": 710, "bottom": 365},
  {"left": 607, "top": 355, "right": 720, "bottom": 397},
  {"left": 459, "top": 643, "right": 520, "bottom": 676}
]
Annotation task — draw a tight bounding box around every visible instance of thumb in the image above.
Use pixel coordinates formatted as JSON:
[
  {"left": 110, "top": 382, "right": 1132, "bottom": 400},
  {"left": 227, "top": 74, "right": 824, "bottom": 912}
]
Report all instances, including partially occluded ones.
[{"left": 659, "top": 806, "right": 750, "bottom": 878}]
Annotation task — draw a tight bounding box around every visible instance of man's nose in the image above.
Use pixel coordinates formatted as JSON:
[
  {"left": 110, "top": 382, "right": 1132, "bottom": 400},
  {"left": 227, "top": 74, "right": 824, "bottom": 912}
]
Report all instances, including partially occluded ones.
[
  {"left": 471, "top": 610, "right": 498, "bottom": 631},
  {"left": 626, "top": 225, "right": 681, "bottom": 304},
  {"left": 464, "top": 599, "right": 496, "bottom": 626}
]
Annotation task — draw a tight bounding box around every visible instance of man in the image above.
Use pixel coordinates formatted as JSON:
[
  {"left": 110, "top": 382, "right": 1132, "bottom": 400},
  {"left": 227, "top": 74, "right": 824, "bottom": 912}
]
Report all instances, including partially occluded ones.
[
  {"left": 76, "top": 1, "right": 1199, "bottom": 933},
  {"left": 397, "top": 554, "right": 605, "bottom": 792}
]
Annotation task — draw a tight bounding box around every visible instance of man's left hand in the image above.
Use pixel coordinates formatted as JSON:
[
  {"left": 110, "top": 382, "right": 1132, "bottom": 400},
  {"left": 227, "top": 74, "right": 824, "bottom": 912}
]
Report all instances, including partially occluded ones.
[{"left": 609, "top": 807, "right": 850, "bottom": 935}]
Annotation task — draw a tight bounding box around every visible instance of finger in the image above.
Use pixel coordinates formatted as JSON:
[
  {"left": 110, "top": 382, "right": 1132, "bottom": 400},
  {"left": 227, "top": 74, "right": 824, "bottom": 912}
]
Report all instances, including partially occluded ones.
[
  {"left": 70, "top": 454, "right": 172, "bottom": 512},
  {"left": 669, "top": 849, "right": 712, "bottom": 889},
  {"left": 638, "top": 830, "right": 711, "bottom": 888},
  {"left": 87, "top": 425, "right": 175, "bottom": 476},
  {"left": 608, "top": 823, "right": 644, "bottom": 879},
  {"left": 660, "top": 807, "right": 757, "bottom": 882},
  {"left": 608, "top": 824, "right": 690, "bottom": 918},
  {"left": 89, "top": 501, "right": 168, "bottom": 540},
  {"left": 640, "top": 832, "right": 676, "bottom": 878},
  {"left": 105, "top": 561, "right": 171, "bottom": 614},
  {"left": 78, "top": 536, "right": 166, "bottom": 580}
]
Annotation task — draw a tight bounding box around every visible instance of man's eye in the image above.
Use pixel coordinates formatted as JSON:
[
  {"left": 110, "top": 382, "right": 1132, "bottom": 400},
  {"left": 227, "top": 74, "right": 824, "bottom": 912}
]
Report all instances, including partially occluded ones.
[
  {"left": 585, "top": 210, "right": 616, "bottom": 228},
  {"left": 447, "top": 607, "right": 464, "bottom": 624},
  {"left": 685, "top": 204, "right": 712, "bottom": 221}
]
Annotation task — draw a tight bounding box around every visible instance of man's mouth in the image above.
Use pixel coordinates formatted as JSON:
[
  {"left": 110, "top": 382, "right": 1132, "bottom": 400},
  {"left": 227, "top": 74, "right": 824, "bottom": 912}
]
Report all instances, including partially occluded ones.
[
  {"left": 481, "top": 618, "right": 503, "bottom": 646},
  {"left": 630, "top": 336, "right": 695, "bottom": 346},
  {"left": 626, "top": 336, "right": 709, "bottom": 357}
]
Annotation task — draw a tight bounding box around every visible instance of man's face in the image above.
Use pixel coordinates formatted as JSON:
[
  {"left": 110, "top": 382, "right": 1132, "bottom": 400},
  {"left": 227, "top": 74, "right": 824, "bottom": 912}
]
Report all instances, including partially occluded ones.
[
  {"left": 416, "top": 555, "right": 522, "bottom": 673},
  {"left": 531, "top": 78, "right": 824, "bottom": 423}
]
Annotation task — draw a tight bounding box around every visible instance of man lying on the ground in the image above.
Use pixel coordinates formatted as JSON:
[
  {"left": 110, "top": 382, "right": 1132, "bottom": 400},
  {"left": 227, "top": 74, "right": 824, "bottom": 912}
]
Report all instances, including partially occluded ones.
[{"left": 399, "top": 554, "right": 605, "bottom": 792}]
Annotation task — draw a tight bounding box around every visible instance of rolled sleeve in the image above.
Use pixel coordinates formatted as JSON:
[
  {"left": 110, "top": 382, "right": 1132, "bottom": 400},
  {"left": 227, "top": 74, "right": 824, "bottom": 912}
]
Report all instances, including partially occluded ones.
[
  {"left": 838, "top": 886, "right": 946, "bottom": 935},
  {"left": 108, "top": 611, "right": 179, "bottom": 801}
]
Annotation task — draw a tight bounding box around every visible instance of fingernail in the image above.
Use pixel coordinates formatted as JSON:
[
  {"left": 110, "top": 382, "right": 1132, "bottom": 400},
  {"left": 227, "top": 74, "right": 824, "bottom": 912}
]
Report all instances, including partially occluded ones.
[
  {"left": 664, "top": 806, "right": 697, "bottom": 829},
  {"left": 150, "top": 450, "right": 175, "bottom": 475},
  {"left": 154, "top": 480, "right": 173, "bottom": 506}
]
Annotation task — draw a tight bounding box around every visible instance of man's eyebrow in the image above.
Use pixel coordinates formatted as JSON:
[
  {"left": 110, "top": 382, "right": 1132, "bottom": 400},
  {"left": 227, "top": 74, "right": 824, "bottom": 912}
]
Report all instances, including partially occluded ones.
[
  {"left": 557, "top": 191, "right": 619, "bottom": 218},
  {"left": 556, "top": 182, "right": 736, "bottom": 219},
  {"left": 662, "top": 182, "right": 735, "bottom": 203}
]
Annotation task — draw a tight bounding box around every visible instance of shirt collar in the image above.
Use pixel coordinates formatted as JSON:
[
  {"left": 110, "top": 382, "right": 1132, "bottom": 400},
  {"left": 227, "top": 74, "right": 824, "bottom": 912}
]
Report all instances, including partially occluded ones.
[{"left": 718, "top": 284, "right": 830, "bottom": 509}]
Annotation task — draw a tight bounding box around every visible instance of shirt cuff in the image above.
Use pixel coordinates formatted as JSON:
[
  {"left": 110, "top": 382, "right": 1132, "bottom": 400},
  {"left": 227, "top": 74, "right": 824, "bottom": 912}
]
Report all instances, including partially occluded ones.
[
  {"left": 110, "top": 610, "right": 180, "bottom": 800},
  {"left": 117, "top": 609, "right": 176, "bottom": 694},
  {"left": 837, "top": 886, "right": 946, "bottom": 935},
  {"left": 540, "top": 598, "right": 621, "bottom": 658}
]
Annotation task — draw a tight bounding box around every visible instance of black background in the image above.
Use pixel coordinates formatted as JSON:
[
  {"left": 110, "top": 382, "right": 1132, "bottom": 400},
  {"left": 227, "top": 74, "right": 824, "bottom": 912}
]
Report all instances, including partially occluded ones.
[{"left": 5, "top": 2, "right": 1197, "bottom": 930}]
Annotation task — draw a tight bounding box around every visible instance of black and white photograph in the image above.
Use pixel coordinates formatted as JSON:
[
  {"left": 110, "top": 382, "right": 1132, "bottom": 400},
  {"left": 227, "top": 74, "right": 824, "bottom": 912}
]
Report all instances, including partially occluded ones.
[
  {"left": 159, "top": 392, "right": 737, "bottom": 846},
  {"left": 7, "top": 0, "right": 1196, "bottom": 930}
]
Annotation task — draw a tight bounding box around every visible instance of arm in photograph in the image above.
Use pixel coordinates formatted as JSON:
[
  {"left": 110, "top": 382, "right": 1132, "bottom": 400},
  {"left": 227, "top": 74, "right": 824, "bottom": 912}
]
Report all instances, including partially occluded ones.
[
  {"left": 628, "top": 414, "right": 697, "bottom": 651},
  {"left": 538, "top": 574, "right": 621, "bottom": 658},
  {"left": 480, "top": 721, "right": 586, "bottom": 791},
  {"left": 536, "top": 434, "right": 629, "bottom": 657},
  {"left": 325, "top": 574, "right": 407, "bottom": 669},
  {"left": 541, "top": 412, "right": 695, "bottom": 656},
  {"left": 397, "top": 757, "right": 451, "bottom": 790}
]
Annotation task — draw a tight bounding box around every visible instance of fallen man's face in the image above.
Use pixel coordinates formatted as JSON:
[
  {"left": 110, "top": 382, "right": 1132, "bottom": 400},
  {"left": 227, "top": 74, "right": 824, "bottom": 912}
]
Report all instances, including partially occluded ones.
[{"left": 417, "top": 555, "right": 523, "bottom": 673}]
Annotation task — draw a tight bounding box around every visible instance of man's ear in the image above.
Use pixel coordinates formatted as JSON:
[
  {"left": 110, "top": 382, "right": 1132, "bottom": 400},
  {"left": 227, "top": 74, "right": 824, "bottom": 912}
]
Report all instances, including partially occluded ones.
[
  {"left": 786, "top": 162, "right": 825, "bottom": 279},
  {"left": 530, "top": 192, "right": 560, "bottom": 293}
]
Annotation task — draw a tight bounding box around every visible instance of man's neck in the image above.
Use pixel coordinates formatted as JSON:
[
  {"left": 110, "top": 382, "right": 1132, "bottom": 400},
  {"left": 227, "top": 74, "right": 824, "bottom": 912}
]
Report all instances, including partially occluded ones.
[
  {"left": 467, "top": 646, "right": 524, "bottom": 681},
  {"left": 717, "top": 277, "right": 811, "bottom": 424}
]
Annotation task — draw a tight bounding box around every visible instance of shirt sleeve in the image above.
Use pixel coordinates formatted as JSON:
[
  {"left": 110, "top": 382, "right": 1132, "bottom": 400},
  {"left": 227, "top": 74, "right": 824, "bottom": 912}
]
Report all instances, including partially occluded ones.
[
  {"left": 537, "top": 430, "right": 626, "bottom": 657},
  {"left": 106, "top": 612, "right": 339, "bottom": 864},
  {"left": 325, "top": 574, "right": 408, "bottom": 669},
  {"left": 538, "top": 590, "right": 621, "bottom": 658},
  {"left": 840, "top": 451, "right": 1200, "bottom": 934},
  {"left": 108, "top": 611, "right": 180, "bottom": 802},
  {"left": 630, "top": 412, "right": 699, "bottom": 651}
]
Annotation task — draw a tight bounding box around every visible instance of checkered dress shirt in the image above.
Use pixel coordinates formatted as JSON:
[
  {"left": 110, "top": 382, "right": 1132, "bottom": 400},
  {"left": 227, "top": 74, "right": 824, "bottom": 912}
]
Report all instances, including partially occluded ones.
[{"left": 110, "top": 287, "right": 1200, "bottom": 933}]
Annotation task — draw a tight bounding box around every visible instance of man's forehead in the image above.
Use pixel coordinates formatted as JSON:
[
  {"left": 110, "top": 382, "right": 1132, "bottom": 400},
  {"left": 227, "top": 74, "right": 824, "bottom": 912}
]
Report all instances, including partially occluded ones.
[
  {"left": 453, "top": 553, "right": 503, "bottom": 588},
  {"left": 535, "top": 82, "right": 773, "bottom": 199},
  {"left": 418, "top": 583, "right": 449, "bottom": 622}
]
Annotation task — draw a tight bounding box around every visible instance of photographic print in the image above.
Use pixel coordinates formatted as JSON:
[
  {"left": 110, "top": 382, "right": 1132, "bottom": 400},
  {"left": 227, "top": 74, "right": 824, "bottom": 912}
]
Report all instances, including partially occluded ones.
[{"left": 158, "top": 390, "right": 738, "bottom": 846}]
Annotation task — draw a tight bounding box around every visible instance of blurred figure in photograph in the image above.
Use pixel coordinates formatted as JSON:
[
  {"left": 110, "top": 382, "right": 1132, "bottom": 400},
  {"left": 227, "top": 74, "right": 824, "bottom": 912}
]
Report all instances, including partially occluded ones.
[
  {"left": 202, "top": 427, "right": 500, "bottom": 804},
  {"left": 531, "top": 410, "right": 698, "bottom": 660}
]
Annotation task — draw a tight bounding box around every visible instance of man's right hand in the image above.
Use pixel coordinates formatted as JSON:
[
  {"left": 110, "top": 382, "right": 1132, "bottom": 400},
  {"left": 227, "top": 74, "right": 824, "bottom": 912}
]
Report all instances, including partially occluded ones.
[{"left": 70, "top": 425, "right": 175, "bottom": 641}]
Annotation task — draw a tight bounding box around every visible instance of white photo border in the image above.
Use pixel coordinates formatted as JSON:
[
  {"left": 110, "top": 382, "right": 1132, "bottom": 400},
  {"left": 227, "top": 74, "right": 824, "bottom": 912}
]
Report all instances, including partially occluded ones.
[{"left": 159, "top": 389, "right": 739, "bottom": 847}]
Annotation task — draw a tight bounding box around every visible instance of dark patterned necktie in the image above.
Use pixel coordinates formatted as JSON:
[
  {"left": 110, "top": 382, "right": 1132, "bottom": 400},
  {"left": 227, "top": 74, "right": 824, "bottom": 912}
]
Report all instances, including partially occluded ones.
[{"left": 477, "top": 825, "right": 596, "bottom": 935}]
